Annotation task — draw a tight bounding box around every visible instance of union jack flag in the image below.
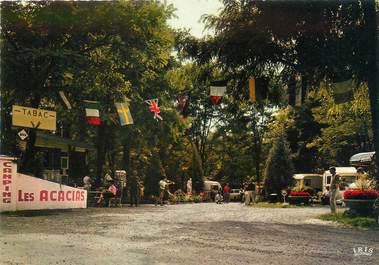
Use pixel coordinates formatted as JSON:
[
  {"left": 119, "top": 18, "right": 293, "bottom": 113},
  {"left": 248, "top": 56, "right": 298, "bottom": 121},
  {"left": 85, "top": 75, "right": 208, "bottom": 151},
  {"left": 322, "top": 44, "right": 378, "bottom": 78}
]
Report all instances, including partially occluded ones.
[{"left": 145, "top": 98, "right": 163, "bottom": 121}]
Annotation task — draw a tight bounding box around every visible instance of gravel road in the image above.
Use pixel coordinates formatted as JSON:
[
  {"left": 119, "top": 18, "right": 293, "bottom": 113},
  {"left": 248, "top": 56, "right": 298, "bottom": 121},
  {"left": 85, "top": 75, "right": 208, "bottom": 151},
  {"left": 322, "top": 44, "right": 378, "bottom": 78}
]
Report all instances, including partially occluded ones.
[{"left": 1, "top": 203, "right": 378, "bottom": 265}]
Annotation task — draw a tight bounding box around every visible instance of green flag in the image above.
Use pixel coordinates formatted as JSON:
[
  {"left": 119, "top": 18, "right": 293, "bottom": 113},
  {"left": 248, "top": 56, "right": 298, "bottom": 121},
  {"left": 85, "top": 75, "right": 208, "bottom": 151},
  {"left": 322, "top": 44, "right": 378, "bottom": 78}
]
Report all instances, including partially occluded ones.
[{"left": 332, "top": 79, "right": 355, "bottom": 104}]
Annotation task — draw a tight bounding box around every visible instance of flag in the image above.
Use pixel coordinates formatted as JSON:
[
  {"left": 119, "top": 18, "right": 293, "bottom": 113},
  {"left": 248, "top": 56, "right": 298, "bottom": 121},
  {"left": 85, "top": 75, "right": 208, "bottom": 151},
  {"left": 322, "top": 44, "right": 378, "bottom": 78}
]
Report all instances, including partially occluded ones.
[
  {"left": 249, "top": 78, "right": 256, "bottom": 102},
  {"left": 210, "top": 80, "right": 227, "bottom": 96},
  {"left": 145, "top": 98, "right": 163, "bottom": 121},
  {"left": 210, "top": 80, "right": 227, "bottom": 105},
  {"left": 332, "top": 78, "right": 354, "bottom": 104},
  {"left": 249, "top": 77, "right": 268, "bottom": 103},
  {"left": 84, "top": 100, "right": 101, "bottom": 125},
  {"left": 58, "top": 91, "right": 72, "bottom": 110},
  {"left": 295, "top": 75, "right": 302, "bottom": 107},
  {"left": 115, "top": 102, "right": 133, "bottom": 126},
  {"left": 177, "top": 93, "right": 188, "bottom": 113}
]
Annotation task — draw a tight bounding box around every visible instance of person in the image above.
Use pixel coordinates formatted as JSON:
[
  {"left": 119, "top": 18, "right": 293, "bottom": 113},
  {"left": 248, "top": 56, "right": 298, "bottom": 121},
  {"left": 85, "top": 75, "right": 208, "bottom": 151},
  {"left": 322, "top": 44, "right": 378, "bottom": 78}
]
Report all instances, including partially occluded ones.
[
  {"left": 129, "top": 170, "right": 139, "bottom": 207},
  {"left": 97, "top": 181, "right": 117, "bottom": 206},
  {"left": 215, "top": 189, "right": 223, "bottom": 204},
  {"left": 158, "top": 177, "right": 174, "bottom": 206},
  {"left": 83, "top": 175, "right": 92, "bottom": 191},
  {"left": 329, "top": 167, "right": 341, "bottom": 214},
  {"left": 244, "top": 182, "right": 256, "bottom": 205},
  {"left": 223, "top": 183, "right": 230, "bottom": 203},
  {"left": 357, "top": 167, "right": 368, "bottom": 179}
]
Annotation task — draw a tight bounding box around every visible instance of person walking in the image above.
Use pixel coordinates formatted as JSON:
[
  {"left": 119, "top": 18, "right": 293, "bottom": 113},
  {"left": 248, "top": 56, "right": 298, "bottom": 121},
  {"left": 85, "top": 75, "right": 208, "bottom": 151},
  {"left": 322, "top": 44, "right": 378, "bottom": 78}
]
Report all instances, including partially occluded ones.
[
  {"left": 158, "top": 177, "right": 174, "bottom": 206},
  {"left": 223, "top": 183, "right": 230, "bottom": 203},
  {"left": 329, "top": 167, "right": 341, "bottom": 214}
]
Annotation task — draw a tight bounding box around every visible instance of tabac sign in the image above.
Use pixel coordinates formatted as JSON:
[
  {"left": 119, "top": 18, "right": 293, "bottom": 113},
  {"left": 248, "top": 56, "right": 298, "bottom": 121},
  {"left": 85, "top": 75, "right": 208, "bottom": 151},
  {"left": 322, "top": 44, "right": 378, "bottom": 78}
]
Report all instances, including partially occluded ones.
[{"left": 12, "top": 105, "right": 56, "bottom": 131}]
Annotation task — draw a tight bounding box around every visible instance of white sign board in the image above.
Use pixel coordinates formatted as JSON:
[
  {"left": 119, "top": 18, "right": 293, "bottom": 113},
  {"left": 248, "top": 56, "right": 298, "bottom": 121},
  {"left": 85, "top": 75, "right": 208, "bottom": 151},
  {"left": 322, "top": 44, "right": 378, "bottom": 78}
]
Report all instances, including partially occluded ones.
[
  {"left": 17, "top": 129, "right": 28, "bottom": 140},
  {"left": 0, "top": 157, "right": 87, "bottom": 212}
]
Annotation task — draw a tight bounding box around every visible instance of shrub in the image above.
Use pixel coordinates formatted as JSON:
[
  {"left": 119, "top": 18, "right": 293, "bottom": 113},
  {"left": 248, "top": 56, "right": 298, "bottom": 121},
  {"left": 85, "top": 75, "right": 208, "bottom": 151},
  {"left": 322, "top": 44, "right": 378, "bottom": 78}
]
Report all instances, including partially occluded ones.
[{"left": 193, "top": 195, "right": 202, "bottom": 203}]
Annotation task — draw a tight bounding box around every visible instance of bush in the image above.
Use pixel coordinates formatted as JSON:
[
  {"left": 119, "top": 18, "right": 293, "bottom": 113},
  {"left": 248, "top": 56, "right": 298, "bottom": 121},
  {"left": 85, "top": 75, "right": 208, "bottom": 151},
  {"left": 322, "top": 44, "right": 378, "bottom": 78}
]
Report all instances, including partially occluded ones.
[{"left": 193, "top": 195, "right": 202, "bottom": 203}]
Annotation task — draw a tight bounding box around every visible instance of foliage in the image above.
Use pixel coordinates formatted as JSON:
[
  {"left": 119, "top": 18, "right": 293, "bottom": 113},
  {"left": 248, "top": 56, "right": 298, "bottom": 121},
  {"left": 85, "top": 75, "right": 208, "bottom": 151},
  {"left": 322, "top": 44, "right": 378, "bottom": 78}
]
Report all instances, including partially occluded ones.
[
  {"left": 319, "top": 213, "right": 379, "bottom": 230},
  {"left": 352, "top": 178, "right": 377, "bottom": 191},
  {"left": 264, "top": 134, "right": 294, "bottom": 194}
]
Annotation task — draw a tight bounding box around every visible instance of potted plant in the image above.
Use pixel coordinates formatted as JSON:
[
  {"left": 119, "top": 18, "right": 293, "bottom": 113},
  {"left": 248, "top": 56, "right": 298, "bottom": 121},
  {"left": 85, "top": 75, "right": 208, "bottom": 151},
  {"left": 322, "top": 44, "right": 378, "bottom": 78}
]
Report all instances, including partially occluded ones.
[
  {"left": 288, "top": 183, "right": 312, "bottom": 205},
  {"left": 343, "top": 178, "right": 378, "bottom": 215}
]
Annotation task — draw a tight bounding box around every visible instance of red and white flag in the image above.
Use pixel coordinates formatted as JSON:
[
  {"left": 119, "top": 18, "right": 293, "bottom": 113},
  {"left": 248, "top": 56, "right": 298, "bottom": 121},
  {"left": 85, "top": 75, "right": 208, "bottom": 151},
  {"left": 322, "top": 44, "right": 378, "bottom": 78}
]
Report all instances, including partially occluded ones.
[{"left": 84, "top": 100, "right": 101, "bottom": 125}]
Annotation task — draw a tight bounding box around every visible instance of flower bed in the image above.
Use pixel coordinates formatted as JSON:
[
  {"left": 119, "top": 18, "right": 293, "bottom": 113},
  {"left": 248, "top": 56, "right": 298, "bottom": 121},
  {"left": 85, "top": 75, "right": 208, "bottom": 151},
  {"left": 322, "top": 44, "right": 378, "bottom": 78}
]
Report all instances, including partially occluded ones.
[
  {"left": 343, "top": 190, "right": 379, "bottom": 200},
  {"left": 288, "top": 191, "right": 311, "bottom": 205},
  {"left": 290, "top": 191, "right": 310, "bottom": 197},
  {"left": 343, "top": 190, "right": 378, "bottom": 215}
]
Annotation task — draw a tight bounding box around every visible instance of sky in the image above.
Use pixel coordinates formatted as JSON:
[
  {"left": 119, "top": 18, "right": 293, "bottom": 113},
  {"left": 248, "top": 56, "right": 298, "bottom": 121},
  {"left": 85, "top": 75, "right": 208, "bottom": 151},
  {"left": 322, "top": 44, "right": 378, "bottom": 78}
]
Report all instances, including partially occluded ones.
[{"left": 165, "top": 0, "right": 224, "bottom": 38}]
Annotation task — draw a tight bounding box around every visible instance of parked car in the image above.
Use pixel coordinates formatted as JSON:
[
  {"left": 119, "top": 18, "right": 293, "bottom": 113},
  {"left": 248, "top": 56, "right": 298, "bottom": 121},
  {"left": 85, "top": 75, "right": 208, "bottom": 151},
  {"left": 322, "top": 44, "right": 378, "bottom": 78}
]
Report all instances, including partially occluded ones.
[{"left": 229, "top": 188, "right": 243, "bottom": 201}]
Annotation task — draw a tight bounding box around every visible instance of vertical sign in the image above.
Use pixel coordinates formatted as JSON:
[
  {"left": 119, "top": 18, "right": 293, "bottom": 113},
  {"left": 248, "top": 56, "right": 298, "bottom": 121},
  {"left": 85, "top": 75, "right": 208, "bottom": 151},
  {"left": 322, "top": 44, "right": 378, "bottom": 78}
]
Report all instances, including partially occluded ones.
[{"left": 0, "top": 157, "right": 17, "bottom": 211}]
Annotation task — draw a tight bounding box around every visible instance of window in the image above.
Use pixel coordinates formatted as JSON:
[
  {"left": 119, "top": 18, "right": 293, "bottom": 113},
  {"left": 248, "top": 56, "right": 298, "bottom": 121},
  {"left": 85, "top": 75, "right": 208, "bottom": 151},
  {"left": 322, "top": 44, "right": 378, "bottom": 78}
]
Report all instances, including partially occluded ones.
[
  {"left": 304, "top": 179, "right": 312, "bottom": 186},
  {"left": 61, "top": 157, "right": 69, "bottom": 169},
  {"left": 326, "top": 176, "right": 331, "bottom": 185}
]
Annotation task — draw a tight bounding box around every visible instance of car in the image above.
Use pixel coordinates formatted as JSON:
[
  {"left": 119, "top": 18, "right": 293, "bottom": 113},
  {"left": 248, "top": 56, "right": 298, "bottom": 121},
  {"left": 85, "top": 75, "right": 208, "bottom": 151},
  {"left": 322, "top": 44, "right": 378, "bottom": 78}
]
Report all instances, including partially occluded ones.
[{"left": 229, "top": 189, "right": 243, "bottom": 201}]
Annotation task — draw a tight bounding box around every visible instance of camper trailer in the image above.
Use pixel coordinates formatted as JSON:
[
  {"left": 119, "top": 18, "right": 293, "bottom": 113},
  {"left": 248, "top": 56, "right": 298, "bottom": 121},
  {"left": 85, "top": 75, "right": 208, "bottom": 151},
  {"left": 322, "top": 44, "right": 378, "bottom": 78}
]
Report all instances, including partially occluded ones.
[
  {"left": 321, "top": 167, "right": 358, "bottom": 204},
  {"left": 293, "top": 174, "right": 322, "bottom": 193}
]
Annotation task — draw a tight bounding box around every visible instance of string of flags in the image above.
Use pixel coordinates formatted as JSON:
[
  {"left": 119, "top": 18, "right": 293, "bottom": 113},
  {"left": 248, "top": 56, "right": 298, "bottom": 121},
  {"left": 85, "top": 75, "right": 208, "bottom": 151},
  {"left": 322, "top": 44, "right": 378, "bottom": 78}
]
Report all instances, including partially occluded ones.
[
  {"left": 58, "top": 77, "right": 277, "bottom": 127},
  {"left": 50, "top": 74, "right": 359, "bottom": 131}
]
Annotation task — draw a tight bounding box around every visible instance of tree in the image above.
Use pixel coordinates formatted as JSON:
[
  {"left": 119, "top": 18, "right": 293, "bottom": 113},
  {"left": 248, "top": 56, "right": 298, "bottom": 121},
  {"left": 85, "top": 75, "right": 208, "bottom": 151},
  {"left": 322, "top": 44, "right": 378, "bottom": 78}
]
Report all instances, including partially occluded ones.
[
  {"left": 178, "top": 0, "right": 378, "bottom": 184},
  {"left": 264, "top": 134, "right": 294, "bottom": 195}
]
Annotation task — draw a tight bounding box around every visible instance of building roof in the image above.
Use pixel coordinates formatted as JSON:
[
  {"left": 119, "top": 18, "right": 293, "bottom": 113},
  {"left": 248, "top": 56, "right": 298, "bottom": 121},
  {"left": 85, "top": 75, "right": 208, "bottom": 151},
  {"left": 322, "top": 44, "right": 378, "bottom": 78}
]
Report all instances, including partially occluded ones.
[
  {"left": 293, "top": 174, "right": 322, "bottom": 180},
  {"left": 35, "top": 132, "right": 95, "bottom": 152},
  {"left": 349, "top": 152, "right": 375, "bottom": 166}
]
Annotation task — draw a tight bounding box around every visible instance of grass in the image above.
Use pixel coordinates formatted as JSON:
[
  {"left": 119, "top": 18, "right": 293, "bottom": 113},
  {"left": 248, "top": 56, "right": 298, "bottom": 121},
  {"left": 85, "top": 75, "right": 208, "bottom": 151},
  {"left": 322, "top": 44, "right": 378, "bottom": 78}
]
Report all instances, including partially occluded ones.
[{"left": 319, "top": 212, "right": 379, "bottom": 230}]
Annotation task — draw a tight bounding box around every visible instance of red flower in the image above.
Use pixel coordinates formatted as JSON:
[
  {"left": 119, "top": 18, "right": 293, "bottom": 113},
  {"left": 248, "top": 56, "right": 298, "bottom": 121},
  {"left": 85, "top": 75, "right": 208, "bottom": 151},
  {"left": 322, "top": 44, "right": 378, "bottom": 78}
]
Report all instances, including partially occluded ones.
[
  {"left": 343, "top": 190, "right": 379, "bottom": 200},
  {"left": 290, "top": 191, "right": 310, "bottom": 197}
]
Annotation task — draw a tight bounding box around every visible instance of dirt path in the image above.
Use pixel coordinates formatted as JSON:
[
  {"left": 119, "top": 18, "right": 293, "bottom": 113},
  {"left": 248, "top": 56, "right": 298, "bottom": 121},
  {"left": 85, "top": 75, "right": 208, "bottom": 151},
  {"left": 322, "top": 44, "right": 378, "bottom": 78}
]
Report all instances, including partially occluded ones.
[{"left": 1, "top": 203, "right": 378, "bottom": 265}]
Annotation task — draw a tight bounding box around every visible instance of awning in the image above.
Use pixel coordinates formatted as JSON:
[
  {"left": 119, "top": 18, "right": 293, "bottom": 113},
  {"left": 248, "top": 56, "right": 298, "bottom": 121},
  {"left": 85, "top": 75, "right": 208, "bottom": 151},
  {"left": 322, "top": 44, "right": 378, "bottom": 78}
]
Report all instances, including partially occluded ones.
[
  {"left": 349, "top": 152, "right": 375, "bottom": 166},
  {"left": 35, "top": 132, "right": 95, "bottom": 152}
]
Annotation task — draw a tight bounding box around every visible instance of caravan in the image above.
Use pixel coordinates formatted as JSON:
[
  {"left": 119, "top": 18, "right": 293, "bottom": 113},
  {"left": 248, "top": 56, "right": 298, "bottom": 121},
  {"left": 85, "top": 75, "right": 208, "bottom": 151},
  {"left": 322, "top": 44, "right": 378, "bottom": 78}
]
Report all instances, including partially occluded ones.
[{"left": 293, "top": 174, "right": 322, "bottom": 193}]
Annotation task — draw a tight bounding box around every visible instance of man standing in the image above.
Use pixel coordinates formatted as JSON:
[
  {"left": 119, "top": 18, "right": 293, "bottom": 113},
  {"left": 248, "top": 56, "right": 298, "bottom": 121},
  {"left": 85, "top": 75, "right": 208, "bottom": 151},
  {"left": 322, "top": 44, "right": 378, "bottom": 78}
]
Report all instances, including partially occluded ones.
[
  {"left": 329, "top": 167, "right": 341, "bottom": 214},
  {"left": 129, "top": 170, "right": 139, "bottom": 207}
]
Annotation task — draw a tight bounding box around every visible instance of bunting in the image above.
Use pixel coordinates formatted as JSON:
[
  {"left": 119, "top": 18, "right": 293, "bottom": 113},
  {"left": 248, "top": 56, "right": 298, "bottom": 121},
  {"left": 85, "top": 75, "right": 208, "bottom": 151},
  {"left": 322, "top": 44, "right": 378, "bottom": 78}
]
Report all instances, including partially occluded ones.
[
  {"left": 58, "top": 91, "right": 72, "bottom": 110},
  {"left": 115, "top": 102, "right": 134, "bottom": 126},
  {"left": 145, "top": 98, "right": 163, "bottom": 121},
  {"left": 210, "top": 80, "right": 227, "bottom": 105},
  {"left": 84, "top": 100, "right": 101, "bottom": 126},
  {"left": 332, "top": 78, "right": 355, "bottom": 104}
]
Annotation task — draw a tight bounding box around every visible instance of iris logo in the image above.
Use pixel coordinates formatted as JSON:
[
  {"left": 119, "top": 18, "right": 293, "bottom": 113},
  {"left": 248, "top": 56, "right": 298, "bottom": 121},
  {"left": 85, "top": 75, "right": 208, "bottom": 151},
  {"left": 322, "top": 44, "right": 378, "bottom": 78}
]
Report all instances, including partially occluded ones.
[{"left": 353, "top": 246, "right": 374, "bottom": 257}]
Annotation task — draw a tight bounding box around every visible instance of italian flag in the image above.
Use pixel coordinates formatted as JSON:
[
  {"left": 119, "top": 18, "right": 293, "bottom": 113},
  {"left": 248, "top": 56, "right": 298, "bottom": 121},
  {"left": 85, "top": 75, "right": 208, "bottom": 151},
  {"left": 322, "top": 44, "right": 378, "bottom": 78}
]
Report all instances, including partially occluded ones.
[{"left": 84, "top": 100, "right": 101, "bottom": 126}]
